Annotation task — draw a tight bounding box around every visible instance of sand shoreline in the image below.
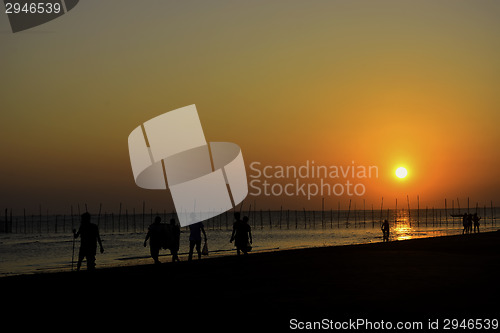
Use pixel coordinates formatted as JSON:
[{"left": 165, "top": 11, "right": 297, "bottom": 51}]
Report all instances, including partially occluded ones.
[{"left": 2, "top": 231, "right": 499, "bottom": 331}]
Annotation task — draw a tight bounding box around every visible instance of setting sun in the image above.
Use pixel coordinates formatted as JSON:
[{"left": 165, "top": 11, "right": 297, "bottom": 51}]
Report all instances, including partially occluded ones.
[{"left": 396, "top": 167, "right": 408, "bottom": 179}]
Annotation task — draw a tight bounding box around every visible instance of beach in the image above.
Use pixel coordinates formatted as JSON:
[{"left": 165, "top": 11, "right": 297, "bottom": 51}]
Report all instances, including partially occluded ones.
[{"left": 1, "top": 230, "right": 499, "bottom": 331}]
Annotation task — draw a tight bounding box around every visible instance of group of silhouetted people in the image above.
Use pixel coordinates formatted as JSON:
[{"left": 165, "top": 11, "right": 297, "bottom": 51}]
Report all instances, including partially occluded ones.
[
  {"left": 72, "top": 211, "right": 254, "bottom": 270},
  {"left": 462, "top": 212, "right": 481, "bottom": 234},
  {"left": 143, "top": 216, "right": 181, "bottom": 264},
  {"left": 377, "top": 213, "right": 483, "bottom": 243},
  {"left": 142, "top": 212, "right": 253, "bottom": 264},
  {"left": 231, "top": 212, "right": 253, "bottom": 256}
]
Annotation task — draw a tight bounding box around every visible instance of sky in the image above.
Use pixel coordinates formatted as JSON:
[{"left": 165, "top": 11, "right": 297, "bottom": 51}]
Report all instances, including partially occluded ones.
[{"left": 1, "top": 0, "right": 499, "bottom": 214}]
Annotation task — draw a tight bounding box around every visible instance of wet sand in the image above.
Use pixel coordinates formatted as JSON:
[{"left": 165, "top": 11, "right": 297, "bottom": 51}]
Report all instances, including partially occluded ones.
[{"left": 2, "top": 231, "right": 499, "bottom": 331}]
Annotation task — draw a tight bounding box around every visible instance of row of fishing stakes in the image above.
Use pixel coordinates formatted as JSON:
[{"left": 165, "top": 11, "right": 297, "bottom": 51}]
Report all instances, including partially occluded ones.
[{"left": 1, "top": 197, "right": 497, "bottom": 234}]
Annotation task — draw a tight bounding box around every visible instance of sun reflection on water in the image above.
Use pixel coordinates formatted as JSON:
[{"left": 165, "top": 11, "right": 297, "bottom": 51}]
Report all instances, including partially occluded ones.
[{"left": 392, "top": 211, "right": 414, "bottom": 241}]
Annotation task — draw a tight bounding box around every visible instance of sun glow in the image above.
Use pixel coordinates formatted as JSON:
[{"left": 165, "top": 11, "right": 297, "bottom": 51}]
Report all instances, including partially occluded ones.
[{"left": 396, "top": 167, "right": 408, "bottom": 179}]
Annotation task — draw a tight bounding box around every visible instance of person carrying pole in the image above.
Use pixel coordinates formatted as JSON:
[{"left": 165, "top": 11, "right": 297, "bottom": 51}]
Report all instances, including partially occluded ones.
[{"left": 73, "top": 212, "right": 104, "bottom": 271}]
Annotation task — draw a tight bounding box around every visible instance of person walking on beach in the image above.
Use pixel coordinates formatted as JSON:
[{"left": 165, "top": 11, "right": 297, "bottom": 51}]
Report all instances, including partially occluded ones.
[
  {"left": 467, "top": 213, "right": 473, "bottom": 234},
  {"left": 188, "top": 221, "right": 207, "bottom": 261},
  {"left": 462, "top": 213, "right": 469, "bottom": 234},
  {"left": 73, "top": 212, "right": 104, "bottom": 271},
  {"left": 472, "top": 213, "right": 481, "bottom": 233},
  {"left": 144, "top": 216, "right": 166, "bottom": 264},
  {"left": 230, "top": 213, "right": 253, "bottom": 256},
  {"left": 381, "top": 219, "right": 390, "bottom": 242},
  {"left": 169, "top": 218, "right": 181, "bottom": 262}
]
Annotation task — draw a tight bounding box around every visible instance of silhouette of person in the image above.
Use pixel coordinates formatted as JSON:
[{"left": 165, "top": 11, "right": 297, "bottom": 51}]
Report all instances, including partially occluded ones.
[
  {"left": 472, "top": 213, "right": 481, "bottom": 233},
  {"left": 381, "top": 219, "right": 390, "bottom": 242},
  {"left": 230, "top": 213, "right": 253, "bottom": 256},
  {"left": 467, "top": 213, "right": 473, "bottom": 234},
  {"left": 169, "top": 218, "right": 181, "bottom": 262},
  {"left": 462, "top": 213, "right": 468, "bottom": 234},
  {"left": 73, "top": 212, "right": 104, "bottom": 271},
  {"left": 188, "top": 221, "right": 207, "bottom": 261},
  {"left": 144, "top": 216, "right": 165, "bottom": 264}
]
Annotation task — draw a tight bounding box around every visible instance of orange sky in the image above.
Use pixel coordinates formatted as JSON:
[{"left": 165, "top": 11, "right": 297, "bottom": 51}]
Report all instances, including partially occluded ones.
[{"left": 0, "top": 1, "right": 499, "bottom": 213}]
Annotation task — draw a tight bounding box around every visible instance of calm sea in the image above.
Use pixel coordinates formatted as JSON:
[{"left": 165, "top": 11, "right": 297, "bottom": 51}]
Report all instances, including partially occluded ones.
[{"left": 0, "top": 209, "right": 498, "bottom": 276}]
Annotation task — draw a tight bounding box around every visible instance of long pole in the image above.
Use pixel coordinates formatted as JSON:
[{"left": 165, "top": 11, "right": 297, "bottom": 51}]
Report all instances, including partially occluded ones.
[
  {"left": 491, "top": 201, "right": 494, "bottom": 225},
  {"left": 71, "top": 232, "right": 75, "bottom": 271},
  {"left": 322, "top": 197, "right": 325, "bottom": 229},
  {"left": 363, "top": 199, "right": 366, "bottom": 228},
  {"left": 445, "top": 199, "right": 448, "bottom": 225},
  {"left": 417, "top": 195, "right": 420, "bottom": 227},
  {"left": 371, "top": 204, "right": 374, "bottom": 228},
  {"left": 395, "top": 198, "right": 397, "bottom": 223},
  {"left": 337, "top": 202, "right": 340, "bottom": 228},
  {"left": 346, "top": 199, "right": 351, "bottom": 226},
  {"left": 97, "top": 203, "right": 102, "bottom": 226},
  {"left": 407, "top": 195, "right": 410, "bottom": 226},
  {"left": 380, "top": 197, "right": 384, "bottom": 223},
  {"left": 142, "top": 201, "right": 145, "bottom": 232}
]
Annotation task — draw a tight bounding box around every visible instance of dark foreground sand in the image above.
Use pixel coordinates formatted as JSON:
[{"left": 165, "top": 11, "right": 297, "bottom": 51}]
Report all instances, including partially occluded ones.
[{"left": 2, "top": 231, "right": 499, "bottom": 331}]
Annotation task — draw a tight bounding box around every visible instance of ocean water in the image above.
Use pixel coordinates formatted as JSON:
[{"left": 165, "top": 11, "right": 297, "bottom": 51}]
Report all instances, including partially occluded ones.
[{"left": 0, "top": 209, "right": 498, "bottom": 276}]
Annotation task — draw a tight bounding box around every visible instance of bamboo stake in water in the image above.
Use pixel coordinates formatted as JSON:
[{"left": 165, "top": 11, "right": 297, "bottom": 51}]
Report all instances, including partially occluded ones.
[
  {"left": 287, "top": 209, "right": 290, "bottom": 229},
  {"left": 417, "top": 195, "right": 420, "bottom": 227},
  {"left": 39, "top": 205, "right": 42, "bottom": 234},
  {"left": 142, "top": 201, "right": 145, "bottom": 232},
  {"left": 337, "top": 202, "right": 342, "bottom": 228},
  {"left": 371, "top": 204, "right": 374, "bottom": 228},
  {"left": 97, "top": 203, "right": 102, "bottom": 226},
  {"left": 278, "top": 205, "right": 282, "bottom": 229},
  {"left": 260, "top": 209, "right": 263, "bottom": 230},
  {"left": 491, "top": 201, "right": 494, "bottom": 225},
  {"left": 407, "top": 195, "right": 410, "bottom": 226},
  {"left": 445, "top": 199, "right": 448, "bottom": 225},
  {"left": 133, "top": 207, "right": 136, "bottom": 233},
  {"left": 346, "top": 199, "right": 351, "bottom": 227},
  {"left": 268, "top": 209, "right": 272, "bottom": 229},
  {"left": 296, "top": 210, "right": 298, "bottom": 229},
  {"left": 118, "top": 203, "right": 122, "bottom": 233},
  {"left": 354, "top": 202, "right": 357, "bottom": 228},
  {"left": 425, "top": 206, "right": 428, "bottom": 226},
  {"left": 321, "top": 197, "right": 325, "bottom": 229},
  {"left": 395, "top": 198, "right": 397, "bottom": 223},
  {"left": 432, "top": 207, "right": 435, "bottom": 226},
  {"left": 380, "top": 197, "right": 384, "bottom": 223},
  {"left": 126, "top": 208, "right": 129, "bottom": 232},
  {"left": 363, "top": 199, "right": 366, "bottom": 228}
]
